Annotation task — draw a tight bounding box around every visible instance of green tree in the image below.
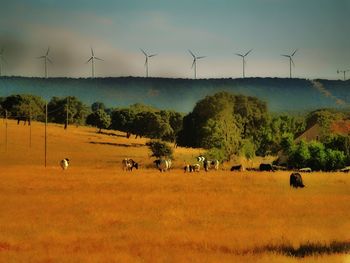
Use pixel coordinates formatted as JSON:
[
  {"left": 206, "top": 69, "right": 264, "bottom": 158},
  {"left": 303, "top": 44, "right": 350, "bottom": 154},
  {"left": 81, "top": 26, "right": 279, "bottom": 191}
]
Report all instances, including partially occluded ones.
[
  {"left": 1, "top": 94, "right": 45, "bottom": 124},
  {"left": 307, "top": 140, "right": 326, "bottom": 171},
  {"left": 146, "top": 140, "right": 173, "bottom": 159},
  {"left": 110, "top": 108, "right": 136, "bottom": 138},
  {"left": 48, "top": 96, "right": 89, "bottom": 128},
  {"left": 86, "top": 109, "right": 111, "bottom": 132},
  {"left": 325, "top": 149, "right": 346, "bottom": 171},
  {"left": 289, "top": 140, "right": 310, "bottom": 168}
]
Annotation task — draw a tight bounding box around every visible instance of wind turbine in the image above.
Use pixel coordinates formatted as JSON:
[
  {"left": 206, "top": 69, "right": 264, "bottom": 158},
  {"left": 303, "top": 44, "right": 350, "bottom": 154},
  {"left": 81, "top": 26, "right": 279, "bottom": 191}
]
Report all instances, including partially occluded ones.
[
  {"left": 235, "top": 49, "right": 252, "bottom": 78},
  {"left": 189, "top": 50, "right": 206, "bottom": 79},
  {"left": 37, "top": 47, "right": 52, "bottom": 78},
  {"left": 281, "top": 49, "right": 298, "bottom": 78},
  {"left": 86, "top": 47, "right": 103, "bottom": 78},
  {"left": 0, "top": 48, "right": 7, "bottom": 77},
  {"left": 337, "top": 69, "right": 350, "bottom": 81},
  {"left": 140, "top": 49, "right": 157, "bottom": 77}
]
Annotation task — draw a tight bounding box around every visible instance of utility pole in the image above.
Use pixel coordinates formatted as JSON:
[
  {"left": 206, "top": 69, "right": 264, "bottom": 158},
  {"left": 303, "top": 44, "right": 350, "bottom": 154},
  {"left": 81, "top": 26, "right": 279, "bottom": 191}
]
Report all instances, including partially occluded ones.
[
  {"left": 29, "top": 108, "right": 32, "bottom": 148},
  {"left": 5, "top": 110, "right": 8, "bottom": 152},
  {"left": 45, "top": 103, "right": 47, "bottom": 167},
  {"left": 65, "top": 97, "right": 69, "bottom": 130}
]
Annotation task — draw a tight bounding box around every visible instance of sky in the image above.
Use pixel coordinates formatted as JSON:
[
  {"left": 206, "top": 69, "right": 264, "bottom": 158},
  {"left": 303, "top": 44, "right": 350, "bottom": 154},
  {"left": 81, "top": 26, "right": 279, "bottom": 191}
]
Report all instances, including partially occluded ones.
[{"left": 0, "top": 0, "right": 349, "bottom": 79}]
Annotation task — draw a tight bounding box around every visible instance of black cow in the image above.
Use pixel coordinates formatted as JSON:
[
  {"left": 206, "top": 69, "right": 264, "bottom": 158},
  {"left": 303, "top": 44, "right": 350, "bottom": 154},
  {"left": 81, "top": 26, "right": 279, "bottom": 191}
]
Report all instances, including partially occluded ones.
[
  {"left": 259, "top": 163, "right": 274, "bottom": 172},
  {"left": 231, "top": 165, "right": 243, "bottom": 171},
  {"left": 290, "top": 173, "right": 305, "bottom": 188}
]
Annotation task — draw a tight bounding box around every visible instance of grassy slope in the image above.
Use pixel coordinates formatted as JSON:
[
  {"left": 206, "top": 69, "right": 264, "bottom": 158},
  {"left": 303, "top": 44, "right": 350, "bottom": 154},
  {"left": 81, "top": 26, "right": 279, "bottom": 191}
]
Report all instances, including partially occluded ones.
[{"left": 0, "top": 120, "right": 350, "bottom": 262}]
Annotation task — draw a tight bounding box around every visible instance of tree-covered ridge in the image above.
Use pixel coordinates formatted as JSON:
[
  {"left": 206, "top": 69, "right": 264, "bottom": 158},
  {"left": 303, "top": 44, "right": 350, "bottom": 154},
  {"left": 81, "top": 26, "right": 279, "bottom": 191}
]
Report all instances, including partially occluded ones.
[{"left": 0, "top": 77, "right": 349, "bottom": 113}]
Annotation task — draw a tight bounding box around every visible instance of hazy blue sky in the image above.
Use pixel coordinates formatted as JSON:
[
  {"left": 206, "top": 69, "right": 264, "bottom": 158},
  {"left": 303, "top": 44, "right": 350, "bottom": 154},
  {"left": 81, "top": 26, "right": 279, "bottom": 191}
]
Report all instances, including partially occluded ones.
[{"left": 0, "top": 0, "right": 349, "bottom": 79}]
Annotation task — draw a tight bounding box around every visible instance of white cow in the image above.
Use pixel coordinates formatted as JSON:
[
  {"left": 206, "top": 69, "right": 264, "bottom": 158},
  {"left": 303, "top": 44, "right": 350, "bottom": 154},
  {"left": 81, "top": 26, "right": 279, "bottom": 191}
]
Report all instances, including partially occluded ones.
[
  {"left": 60, "top": 158, "right": 70, "bottom": 170},
  {"left": 154, "top": 159, "right": 172, "bottom": 172}
]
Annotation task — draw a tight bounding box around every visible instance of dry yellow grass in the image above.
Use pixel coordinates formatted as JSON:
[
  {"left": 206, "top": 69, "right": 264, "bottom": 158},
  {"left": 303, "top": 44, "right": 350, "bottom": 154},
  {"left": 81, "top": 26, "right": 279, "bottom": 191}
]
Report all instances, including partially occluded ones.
[{"left": 0, "top": 120, "right": 350, "bottom": 262}]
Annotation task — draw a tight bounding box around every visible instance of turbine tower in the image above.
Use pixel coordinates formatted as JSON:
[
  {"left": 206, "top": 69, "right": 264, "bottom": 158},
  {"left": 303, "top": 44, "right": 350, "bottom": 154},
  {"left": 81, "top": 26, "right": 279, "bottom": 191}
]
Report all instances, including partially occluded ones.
[
  {"left": 141, "top": 49, "right": 157, "bottom": 77},
  {"left": 235, "top": 49, "right": 252, "bottom": 78},
  {"left": 337, "top": 69, "right": 350, "bottom": 81},
  {"left": 0, "top": 48, "right": 7, "bottom": 77},
  {"left": 281, "top": 49, "right": 298, "bottom": 78},
  {"left": 37, "top": 47, "right": 52, "bottom": 78},
  {"left": 86, "top": 47, "right": 103, "bottom": 78},
  {"left": 189, "top": 50, "right": 206, "bottom": 79}
]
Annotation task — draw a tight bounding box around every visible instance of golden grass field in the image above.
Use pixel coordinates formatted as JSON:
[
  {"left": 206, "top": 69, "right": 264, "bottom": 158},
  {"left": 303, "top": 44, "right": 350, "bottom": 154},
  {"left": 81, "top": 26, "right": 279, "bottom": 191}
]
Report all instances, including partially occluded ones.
[{"left": 0, "top": 120, "right": 350, "bottom": 262}]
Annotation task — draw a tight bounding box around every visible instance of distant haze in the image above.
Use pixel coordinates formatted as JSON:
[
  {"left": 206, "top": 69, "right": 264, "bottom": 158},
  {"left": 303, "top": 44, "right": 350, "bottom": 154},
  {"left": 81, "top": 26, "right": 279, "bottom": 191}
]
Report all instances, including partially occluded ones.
[{"left": 0, "top": 0, "right": 349, "bottom": 79}]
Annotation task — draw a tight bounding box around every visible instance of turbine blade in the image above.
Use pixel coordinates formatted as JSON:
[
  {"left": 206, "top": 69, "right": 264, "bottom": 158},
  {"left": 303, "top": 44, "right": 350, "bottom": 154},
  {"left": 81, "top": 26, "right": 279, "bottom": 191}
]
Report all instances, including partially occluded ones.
[
  {"left": 281, "top": 54, "right": 290, "bottom": 58},
  {"left": 149, "top": 54, "right": 157, "bottom": 57},
  {"left": 86, "top": 57, "right": 93, "bottom": 63},
  {"left": 244, "top": 49, "right": 253, "bottom": 57},
  {"left": 191, "top": 59, "right": 195, "bottom": 68},
  {"left": 91, "top": 47, "right": 94, "bottom": 56},
  {"left": 95, "top": 57, "right": 104, "bottom": 61},
  {"left": 291, "top": 49, "right": 298, "bottom": 56},
  {"left": 37, "top": 56, "right": 45, "bottom": 59},
  {"left": 197, "top": 56, "right": 206, "bottom": 59},
  {"left": 47, "top": 57, "right": 53, "bottom": 64},
  {"left": 235, "top": 53, "right": 243, "bottom": 57},
  {"left": 144, "top": 58, "right": 147, "bottom": 67},
  {"left": 46, "top": 46, "right": 50, "bottom": 56},
  {"left": 188, "top": 50, "right": 195, "bottom": 58},
  {"left": 140, "top": 49, "right": 147, "bottom": 56}
]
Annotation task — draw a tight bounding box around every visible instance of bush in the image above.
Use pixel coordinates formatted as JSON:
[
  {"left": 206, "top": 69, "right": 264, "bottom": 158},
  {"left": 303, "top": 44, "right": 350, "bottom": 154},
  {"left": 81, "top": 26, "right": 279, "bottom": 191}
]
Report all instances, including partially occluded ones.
[{"left": 146, "top": 140, "right": 173, "bottom": 159}]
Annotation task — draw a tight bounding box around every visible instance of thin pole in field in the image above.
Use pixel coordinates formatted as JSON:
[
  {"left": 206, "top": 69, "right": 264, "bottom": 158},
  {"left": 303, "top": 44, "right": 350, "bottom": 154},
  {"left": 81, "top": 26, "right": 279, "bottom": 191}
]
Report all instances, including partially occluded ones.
[
  {"left": 65, "top": 97, "right": 69, "bottom": 130},
  {"left": 45, "top": 103, "right": 47, "bottom": 168},
  {"left": 5, "top": 110, "right": 8, "bottom": 152},
  {"left": 29, "top": 108, "right": 32, "bottom": 148}
]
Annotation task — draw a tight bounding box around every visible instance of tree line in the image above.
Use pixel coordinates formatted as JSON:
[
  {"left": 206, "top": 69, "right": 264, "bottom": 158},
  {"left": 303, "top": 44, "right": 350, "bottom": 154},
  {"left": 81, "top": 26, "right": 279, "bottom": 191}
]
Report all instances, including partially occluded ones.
[{"left": 1, "top": 93, "right": 349, "bottom": 169}]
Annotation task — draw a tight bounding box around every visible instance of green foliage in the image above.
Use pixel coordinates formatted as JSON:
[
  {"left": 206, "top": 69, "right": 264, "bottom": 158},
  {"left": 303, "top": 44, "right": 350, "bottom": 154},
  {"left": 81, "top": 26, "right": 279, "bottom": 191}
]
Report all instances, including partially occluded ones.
[
  {"left": 146, "top": 140, "right": 173, "bottom": 159},
  {"left": 289, "top": 140, "right": 311, "bottom": 168},
  {"left": 110, "top": 108, "right": 136, "bottom": 137},
  {"left": 86, "top": 109, "right": 111, "bottom": 132},
  {"left": 239, "top": 139, "right": 256, "bottom": 159},
  {"left": 284, "top": 138, "right": 348, "bottom": 171},
  {"left": 307, "top": 141, "right": 326, "bottom": 170},
  {"left": 110, "top": 106, "right": 183, "bottom": 141},
  {"left": 324, "top": 149, "right": 346, "bottom": 171},
  {"left": 48, "top": 96, "right": 89, "bottom": 127},
  {"left": 178, "top": 91, "right": 269, "bottom": 160},
  {"left": 206, "top": 147, "right": 227, "bottom": 162},
  {"left": 1, "top": 94, "right": 45, "bottom": 122}
]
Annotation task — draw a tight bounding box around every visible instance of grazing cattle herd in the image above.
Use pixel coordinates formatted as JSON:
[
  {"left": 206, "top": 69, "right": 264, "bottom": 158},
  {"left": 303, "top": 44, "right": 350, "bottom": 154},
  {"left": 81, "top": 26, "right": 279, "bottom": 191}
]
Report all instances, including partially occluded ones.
[{"left": 57, "top": 155, "right": 350, "bottom": 189}]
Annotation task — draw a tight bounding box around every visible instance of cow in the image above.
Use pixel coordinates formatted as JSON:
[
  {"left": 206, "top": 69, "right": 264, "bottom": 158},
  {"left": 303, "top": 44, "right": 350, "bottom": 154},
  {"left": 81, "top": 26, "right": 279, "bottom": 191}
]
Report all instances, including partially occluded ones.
[
  {"left": 299, "top": 167, "right": 312, "bottom": 173},
  {"left": 60, "top": 158, "right": 70, "bottom": 170},
  {"left": 340, "top": 166, "right": 350, "bottom": 173},
  {"left": 184, "top": 163, "right": 200, "bottom": 173},
  {"left": 231, "top": 164, "right": 244, "bottom": 172},
  {"left": 154, "top": 159, "right": 171, "bottom": 172},
  {"left": 204, "top": 159, "right": 219, "bottom": 171},
  {"left": 290, "top": 172, "right": 305, "bottom": 188},
  {"left": 259, "top": 163, "right": 274, "bottom": 172},
  {"left": 122, "top": 158, "right": 139, "bottom": 171}
]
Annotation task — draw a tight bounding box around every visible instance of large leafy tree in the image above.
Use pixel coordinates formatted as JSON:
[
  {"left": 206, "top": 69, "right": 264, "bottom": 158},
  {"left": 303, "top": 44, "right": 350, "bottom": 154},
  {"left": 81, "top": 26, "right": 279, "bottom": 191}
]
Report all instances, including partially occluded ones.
[
  {"left": 178, "top": 92, "right": 269, "bottom": 160},
  {"left": 48, "top": 96, "right": 89, "bottom": 128},
  {"left": 86, "top": 109, "right": 111, "bottom": 132},
  {"left": 1, "top": 94, "right": 45, "bottom": 124}
]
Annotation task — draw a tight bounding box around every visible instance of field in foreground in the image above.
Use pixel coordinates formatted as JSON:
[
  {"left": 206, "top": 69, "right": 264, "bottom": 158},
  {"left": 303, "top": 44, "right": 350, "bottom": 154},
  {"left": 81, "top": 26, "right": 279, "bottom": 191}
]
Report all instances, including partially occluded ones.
[{"left": 0, "top": 120, "right": 350, "bottom": 262}]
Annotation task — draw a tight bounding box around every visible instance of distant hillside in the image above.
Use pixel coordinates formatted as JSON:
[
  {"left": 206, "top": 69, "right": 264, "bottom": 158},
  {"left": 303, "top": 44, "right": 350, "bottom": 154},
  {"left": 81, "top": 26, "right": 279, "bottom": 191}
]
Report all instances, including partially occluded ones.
[{"left": 0, "top": 77, "right": 349, "bottom": 113}]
